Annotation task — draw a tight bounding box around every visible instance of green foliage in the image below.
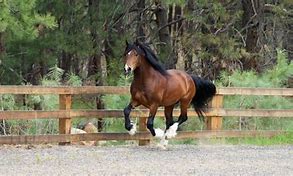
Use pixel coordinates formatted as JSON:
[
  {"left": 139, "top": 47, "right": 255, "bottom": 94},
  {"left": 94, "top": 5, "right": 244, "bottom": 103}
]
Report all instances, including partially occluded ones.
[
  {"left": 102, "top": 75, "right": 131, "bottom": 131},
  {"left": 183, "top": 1, "right": 244, "bottom": 62},
  {"left": 266, "top": 49, "right": 293, "bottom": 86},
  {"left": 0, "top": 0, "right": 57, "bottom": 84},
  {"left": 0, "top": 94, "right": 15, "bottom": 110},
  {"left": 165, "top": 0, "right": 186, "bottom": 6},
  {"left": 217, "top": 49, "right": 293, "bottom": 130},
  {"left": 0, "top": 0, "right": 56, "bottom": 39},
  {"left": 0, "top": 65, "right": 84, "bottom": 135},
  {"left": 103, "top": 75, "right": 131, "bottom": 109},
  {"left": 218, "top": 49, "right": 292, "bottom": 89},
  {"left": 42, "top": 65, "right": 64, "bottom": 86},
  {"left": 65, "top": 72, "right": 82, "bottom": 86}
]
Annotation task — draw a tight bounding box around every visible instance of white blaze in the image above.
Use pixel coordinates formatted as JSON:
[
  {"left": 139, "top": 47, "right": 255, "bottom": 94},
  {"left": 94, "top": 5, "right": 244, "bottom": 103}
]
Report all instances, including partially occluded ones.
[
  {"left": 127, "top": 51, "right": 132, "bottom": 55},
  {"left": 124, "top": 64, "right": 131, "bottom": 72}
]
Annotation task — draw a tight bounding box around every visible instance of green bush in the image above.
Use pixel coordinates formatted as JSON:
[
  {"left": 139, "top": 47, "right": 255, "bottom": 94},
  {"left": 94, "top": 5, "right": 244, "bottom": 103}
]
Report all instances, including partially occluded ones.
[
  {"left": 217, "top": 49, "right": 293, "bottom": 130},
  {"left": 1, "top": 66, "right": 85, "bottom": 135}
]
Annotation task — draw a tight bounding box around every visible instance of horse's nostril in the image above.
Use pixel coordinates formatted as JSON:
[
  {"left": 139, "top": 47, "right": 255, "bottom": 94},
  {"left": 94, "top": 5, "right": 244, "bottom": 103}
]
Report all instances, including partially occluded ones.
[{"left": 124, "top": 66, "right": 132, "bottom": 75}]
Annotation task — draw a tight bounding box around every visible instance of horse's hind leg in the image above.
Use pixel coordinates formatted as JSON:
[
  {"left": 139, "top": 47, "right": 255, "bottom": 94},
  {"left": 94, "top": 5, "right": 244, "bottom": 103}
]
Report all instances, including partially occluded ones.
[
  {"left": 165, "top": 100, "right": 189, "bottom": 139},
  {"left": 146, "top": 104, "right": 164, "bottom": 138},
  {"left": 164, "top": 105, "right": 175, "bottom": 130}
]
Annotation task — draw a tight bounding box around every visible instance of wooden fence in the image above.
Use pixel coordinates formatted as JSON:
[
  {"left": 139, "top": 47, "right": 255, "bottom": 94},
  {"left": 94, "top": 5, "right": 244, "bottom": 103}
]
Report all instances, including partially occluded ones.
[{"left": 0, "top": 86, "right": 292, "bottom": 145}]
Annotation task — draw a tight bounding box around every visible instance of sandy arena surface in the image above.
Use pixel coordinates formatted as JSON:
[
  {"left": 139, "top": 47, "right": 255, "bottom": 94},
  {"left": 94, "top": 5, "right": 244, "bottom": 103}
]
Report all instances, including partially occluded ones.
[{"left": 0, "top": 144, "right": 292, "bottom": 176}]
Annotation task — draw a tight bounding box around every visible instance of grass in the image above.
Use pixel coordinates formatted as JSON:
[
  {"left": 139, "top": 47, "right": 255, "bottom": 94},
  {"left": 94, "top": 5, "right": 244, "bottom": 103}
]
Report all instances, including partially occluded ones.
[
  {"left": 225, "top": 132, "right": 293, "bottom": 145},
  {"left": 161, "top": 132, "right": 293, "bottom": 146},
  {"left": 95, "top": 132, "right": 293, "bottom": 146}
]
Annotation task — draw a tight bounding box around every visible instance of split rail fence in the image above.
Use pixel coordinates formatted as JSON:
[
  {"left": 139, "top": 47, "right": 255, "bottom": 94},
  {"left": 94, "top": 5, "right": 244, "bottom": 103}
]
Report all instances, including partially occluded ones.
[{"left": 0, "top": 86, "right": 292, "bottom": 145}]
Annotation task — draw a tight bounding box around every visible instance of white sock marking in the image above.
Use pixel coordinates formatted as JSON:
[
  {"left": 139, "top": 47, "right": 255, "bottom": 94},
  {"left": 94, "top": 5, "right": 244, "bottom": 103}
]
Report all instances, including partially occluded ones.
[
  {"left": 165, "top": 122, "right": 179, "bottom": 139},
  {"left": 128, "top": 123, "right": 136, "bottom": 136},
  {"left": 154, "top": 128, "right": 165, "bottom": 138}
]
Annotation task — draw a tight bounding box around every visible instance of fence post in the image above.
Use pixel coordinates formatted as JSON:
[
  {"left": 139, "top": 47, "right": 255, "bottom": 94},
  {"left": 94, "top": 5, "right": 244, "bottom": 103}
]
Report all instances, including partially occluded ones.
[
  {"left": 138, "top": 116, "right": 150, "bottom": 146},
  {"left": 59, "top": 94, "right": 72, "bottom": 145},
  {"left": 206, "top": 95, "right": 223, "bottom": 130}
]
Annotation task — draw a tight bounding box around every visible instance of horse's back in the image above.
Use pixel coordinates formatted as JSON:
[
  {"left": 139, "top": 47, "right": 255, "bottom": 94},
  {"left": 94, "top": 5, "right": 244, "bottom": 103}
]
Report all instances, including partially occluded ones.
[{"left": 166, "top": 69, "right": 194, "bottom": 87}]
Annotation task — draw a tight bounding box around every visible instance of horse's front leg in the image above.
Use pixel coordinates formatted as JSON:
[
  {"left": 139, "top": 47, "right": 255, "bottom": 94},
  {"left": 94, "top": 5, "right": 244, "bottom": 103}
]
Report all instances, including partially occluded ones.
[
  {"left": 124, "top": 103, "right": 137, "bottom": 135},
  {"left": 146, "top": 104, "right": 164, "bottom": 138}
]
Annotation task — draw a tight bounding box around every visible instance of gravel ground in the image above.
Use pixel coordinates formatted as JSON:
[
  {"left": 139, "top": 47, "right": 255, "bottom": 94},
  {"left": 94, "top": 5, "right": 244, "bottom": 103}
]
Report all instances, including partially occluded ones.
[{"left": 0, "top": 144, "right": 292, "bottom": 176}]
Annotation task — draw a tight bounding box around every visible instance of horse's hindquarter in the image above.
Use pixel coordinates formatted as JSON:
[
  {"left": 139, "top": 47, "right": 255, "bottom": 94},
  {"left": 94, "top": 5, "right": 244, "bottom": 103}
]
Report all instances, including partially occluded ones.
[{"left": 162, "top": 70, "right": 195, "bottom": 105}]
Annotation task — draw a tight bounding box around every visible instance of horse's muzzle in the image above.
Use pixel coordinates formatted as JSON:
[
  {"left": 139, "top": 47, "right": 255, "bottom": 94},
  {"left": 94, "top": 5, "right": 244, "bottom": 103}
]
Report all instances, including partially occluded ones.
[{"left": 124, "top": 67, "right": 132, "bottom": 75}]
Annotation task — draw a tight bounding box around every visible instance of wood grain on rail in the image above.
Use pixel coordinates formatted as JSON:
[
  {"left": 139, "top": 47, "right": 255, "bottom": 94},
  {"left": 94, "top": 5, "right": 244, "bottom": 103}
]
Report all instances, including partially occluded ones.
[
  {"left": 0, "top": 86, "right": 129, "bottom": 94},
  {"left": 0, "top": 86, "right": 292, "bottom": 96},
  {"left": 0, "top": 109, "right": 292, "bottom": 120}
]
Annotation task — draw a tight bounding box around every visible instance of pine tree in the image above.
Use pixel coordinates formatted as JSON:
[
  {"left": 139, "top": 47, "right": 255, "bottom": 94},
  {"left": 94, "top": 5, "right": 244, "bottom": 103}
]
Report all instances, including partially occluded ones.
[{"left": 0, "top": 0, "right": 56, "bottom": 84}]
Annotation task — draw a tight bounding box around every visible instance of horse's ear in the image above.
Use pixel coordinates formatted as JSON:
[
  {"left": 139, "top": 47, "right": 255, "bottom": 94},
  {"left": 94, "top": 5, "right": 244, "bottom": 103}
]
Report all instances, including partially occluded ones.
[{"left": 125, "top": 40, "right": 129, "bottom": 46}]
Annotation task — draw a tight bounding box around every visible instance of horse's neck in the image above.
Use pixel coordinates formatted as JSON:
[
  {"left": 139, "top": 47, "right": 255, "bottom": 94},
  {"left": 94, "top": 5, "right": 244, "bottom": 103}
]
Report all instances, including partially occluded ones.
[{"left": 133, "top": 59, "right": 161, "bottom": 87}]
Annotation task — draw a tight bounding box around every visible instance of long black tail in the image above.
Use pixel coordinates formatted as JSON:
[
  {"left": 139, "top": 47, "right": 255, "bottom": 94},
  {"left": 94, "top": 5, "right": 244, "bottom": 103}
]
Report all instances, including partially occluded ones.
[{"left": 191, "top": 76, "right": 216, "bottom": 121}]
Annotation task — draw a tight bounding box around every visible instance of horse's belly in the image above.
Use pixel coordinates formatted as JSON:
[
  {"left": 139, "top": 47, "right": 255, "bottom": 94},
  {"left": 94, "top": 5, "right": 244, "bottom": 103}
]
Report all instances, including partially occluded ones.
[
  {"left": 131, "top": 90, "right": 151, "bottom": 108},
  {"left": 161, "top": 93, "right": 181, "bottom": 106}
]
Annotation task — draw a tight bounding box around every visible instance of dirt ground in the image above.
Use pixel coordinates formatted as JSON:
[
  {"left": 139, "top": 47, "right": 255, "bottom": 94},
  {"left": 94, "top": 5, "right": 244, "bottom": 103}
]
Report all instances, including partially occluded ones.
[{"left": 0, "top": 144, "right": 292, "bottom": 176}]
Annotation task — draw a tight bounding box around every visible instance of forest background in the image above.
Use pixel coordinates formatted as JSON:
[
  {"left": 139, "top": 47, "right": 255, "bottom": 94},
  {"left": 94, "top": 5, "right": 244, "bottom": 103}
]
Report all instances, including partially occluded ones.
[{"left": 0, "top": 0, "right": 292, "bottom": 140}]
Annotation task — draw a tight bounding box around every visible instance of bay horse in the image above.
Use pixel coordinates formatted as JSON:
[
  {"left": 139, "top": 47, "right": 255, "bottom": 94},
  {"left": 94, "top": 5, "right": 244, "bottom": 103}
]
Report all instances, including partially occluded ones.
[{"left": 123, "top": 40, "right": 216, "bottom": 143}]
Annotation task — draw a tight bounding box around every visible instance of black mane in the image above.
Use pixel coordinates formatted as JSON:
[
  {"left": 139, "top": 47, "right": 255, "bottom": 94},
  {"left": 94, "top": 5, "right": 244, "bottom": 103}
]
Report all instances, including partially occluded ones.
[{"left": 125, "top": 41, "right": 168, "bottom": 75}]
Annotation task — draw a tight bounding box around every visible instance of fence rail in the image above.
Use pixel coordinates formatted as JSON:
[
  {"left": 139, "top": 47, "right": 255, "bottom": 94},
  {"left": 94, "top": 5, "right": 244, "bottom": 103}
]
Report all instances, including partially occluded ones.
[
  {"left": 1, "top": 109, "right": 293, "bottom": 120},
  {"left": 0, "top": 86, "right": 292, "bottom": 95},
  {"left": 0, "top": 131, "right": 285, "bottom": 145},
  {"left": 0, "top": 86, "right": 292, "bottom": 145}
]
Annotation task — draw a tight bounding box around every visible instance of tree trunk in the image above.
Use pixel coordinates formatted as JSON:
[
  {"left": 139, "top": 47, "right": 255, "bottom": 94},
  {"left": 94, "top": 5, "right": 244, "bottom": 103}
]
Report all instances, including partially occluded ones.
[
  {"left": 285, "top": 6, "right": 293, "bottom": 61},
  {"left": 155, "top": 0, "right": 176, "bottom": 69},
  {"left": 59, "top": 51, "right": 72, "bottom": 78},
  {"left": 174, "top": 5, "right": 183, "bottom": 36},
  {"left": 136, "top": 0, "right": 146, "bottom": 41},
  {"left": 0, "top": 33, "right": 4, "bottom": 56},
  {"left": 168, "top": 4, "right": 173, "bottom": 35},
  {"left": 88, "top": 0, "right": 106, "bottom": 132},
  {"left": 241, "top": 0, "right": 264, "bottom": 71}
]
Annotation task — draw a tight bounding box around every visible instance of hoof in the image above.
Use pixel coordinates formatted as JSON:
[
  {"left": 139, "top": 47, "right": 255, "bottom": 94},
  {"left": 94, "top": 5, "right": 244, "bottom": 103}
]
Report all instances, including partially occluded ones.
[
  {"left": 154, "top": 128, "right": 165, "bottom": 138},
  {"left": 127, "top": 123, "right": 136, "bottom": 135},
  {"left": 157, "top": 138, "right": 168, "bottom": 150},
  {"left": 165, "top": 122, "right": 179, "bottom": 139}
]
